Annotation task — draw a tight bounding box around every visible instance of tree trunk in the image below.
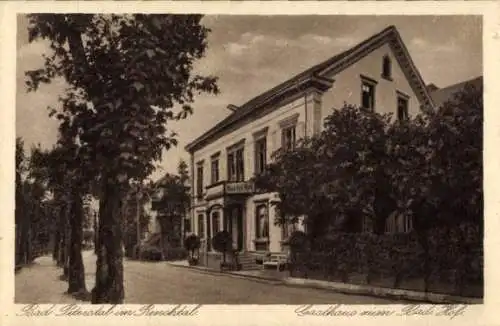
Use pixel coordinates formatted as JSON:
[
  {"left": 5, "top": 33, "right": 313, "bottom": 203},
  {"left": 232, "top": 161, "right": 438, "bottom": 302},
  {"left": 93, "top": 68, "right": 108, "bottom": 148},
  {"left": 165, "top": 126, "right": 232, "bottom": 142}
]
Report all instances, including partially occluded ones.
[
  {"left": 92, "top": 175, "right": 125, "bottom": 304},
  {"left": 94, "top": 212, "right": 99, "bottom": 254},
  {"left": 53, "top": 199, "right": 64, "bottom": 262},
  {"left": 63, "top": 223, "right": 71, "bottom": 279},
  {"left": 60, "top": 202, "right": 71, "bottom": 279},
  {"left": 57, "top": 203, "right": 67, "bottom": 267},
  {"left": 57, "top": 229, "right": 65, "bottom": 267},
  {"left": 53, "top": 228, "right": 60, "bottom": 262},
  {"left": 19, "top": 214, "right": 29, "bottom": 266},
  {"left": 26, "top": 224, "right": 33, "bottom": 263},
  {"left": 23, "top": 201, "right": 35, "bottom": 264},
  {"left": 67, "top": 189, "right": 87, "bottom": 294}
]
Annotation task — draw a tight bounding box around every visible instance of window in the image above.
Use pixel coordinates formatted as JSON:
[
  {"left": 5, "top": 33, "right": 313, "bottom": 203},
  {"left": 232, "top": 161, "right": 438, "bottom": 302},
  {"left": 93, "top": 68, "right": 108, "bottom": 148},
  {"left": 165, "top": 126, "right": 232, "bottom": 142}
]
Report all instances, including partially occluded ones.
[
  {"left": 184, "top": 218, "right": 191, "bottom": 233},
  {"left": 397, "top": 94, "right": 409, "bottom": 121},
  {"left": 197, "top": 214, "right": 205, "bottom": 238},
  {"left": 361, "top": 216, "right": 372, "bottom": 233},
  {"left": 236, "top": 148, "right": 244, "bottom": 181},
  {"left": 385, "top": 212, "right": 413, "bottom": 233},
  {"left": 255, "top": 204, "right": 269, "bottom": 239},
  {"left": 227, "top": 152, "right": 235, "bottom": 181},
  {"left": 228, "top": 147, "right": 245, "bottom": 181},
  {"left": 212, "top": 211, "right": 221, "bottom": 235},
  {"left": 382, "top": 55, "right": 392, "bottom": 79},
  {"left": 281, "top": 220, "right": 297, "bottom": 240},
  {"left": 405, "top": 215, "right": 413, "bottom": 233},
  {"left": 210, "top": 158, "right": 219, "bottom": 184},
  {"left": 282, "top": 126, "right": 296, "bottom": 151},
  {"left": 196, "top": 164, "right": 204, "bottom": 198},
  {"left": 361, "top": 80, "right": 376, "bottom": 111},
  {"left": 254, "top": 137, "right": 267, "bottom": 175}
]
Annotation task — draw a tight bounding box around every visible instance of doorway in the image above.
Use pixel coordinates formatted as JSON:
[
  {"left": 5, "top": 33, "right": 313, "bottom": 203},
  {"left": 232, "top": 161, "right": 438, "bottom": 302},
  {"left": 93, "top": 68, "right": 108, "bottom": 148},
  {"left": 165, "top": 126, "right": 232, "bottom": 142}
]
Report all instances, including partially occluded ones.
[{"left": 227, "top": 205, "right": 244, "bottom": 252}]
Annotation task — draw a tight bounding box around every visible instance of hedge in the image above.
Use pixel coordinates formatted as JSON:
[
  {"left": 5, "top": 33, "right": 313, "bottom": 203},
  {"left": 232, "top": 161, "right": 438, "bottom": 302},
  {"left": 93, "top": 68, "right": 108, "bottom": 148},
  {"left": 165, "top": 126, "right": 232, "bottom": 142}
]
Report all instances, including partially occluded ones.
[
  {"left": 289, "top": 225, "right": 482, "bottom": 296},
  {"left": 163, "top": 247, "right": 188, "bottom": 261}
]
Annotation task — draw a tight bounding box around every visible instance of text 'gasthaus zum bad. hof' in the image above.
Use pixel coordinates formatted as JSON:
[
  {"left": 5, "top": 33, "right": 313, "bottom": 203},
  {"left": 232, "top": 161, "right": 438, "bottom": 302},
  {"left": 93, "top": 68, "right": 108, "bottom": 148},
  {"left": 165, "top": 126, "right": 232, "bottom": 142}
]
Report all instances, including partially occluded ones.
[{"left": 294, "top": 304, "right": 468, "bottom": 319}]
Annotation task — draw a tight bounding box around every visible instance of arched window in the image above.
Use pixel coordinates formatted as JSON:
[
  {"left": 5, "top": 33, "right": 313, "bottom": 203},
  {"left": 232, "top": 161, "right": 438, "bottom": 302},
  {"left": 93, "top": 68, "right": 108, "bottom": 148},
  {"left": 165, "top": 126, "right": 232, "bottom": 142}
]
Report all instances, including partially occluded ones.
[{"left": 382, "top": 55, "right": 392, "bottom": 79}]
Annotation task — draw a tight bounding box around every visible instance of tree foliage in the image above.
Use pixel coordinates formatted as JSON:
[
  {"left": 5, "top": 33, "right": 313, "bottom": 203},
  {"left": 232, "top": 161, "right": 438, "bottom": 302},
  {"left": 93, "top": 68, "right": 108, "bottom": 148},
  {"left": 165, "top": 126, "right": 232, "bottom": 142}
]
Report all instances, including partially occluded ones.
[
  {"left": 25, "top": 14, "right": 219, "bottom": 303},
  {"left": 15, "top": 139, "right": 59, "bottom": 266},
  {"left": 255, "top": 82, "right": 483, "bottom": 241},
  {"left": 256, "top": 105, "right": 393, "bottom": 238},
  {"left": 26, "top": 14, "right": 219, "bottom": 183}
]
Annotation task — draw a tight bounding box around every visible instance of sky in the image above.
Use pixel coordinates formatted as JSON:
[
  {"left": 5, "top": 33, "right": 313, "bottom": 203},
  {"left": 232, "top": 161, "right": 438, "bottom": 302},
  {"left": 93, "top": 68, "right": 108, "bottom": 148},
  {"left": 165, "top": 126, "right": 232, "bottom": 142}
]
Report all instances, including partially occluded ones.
[{"left": 16, "top": 15, "right": 482, "bottom": 181}]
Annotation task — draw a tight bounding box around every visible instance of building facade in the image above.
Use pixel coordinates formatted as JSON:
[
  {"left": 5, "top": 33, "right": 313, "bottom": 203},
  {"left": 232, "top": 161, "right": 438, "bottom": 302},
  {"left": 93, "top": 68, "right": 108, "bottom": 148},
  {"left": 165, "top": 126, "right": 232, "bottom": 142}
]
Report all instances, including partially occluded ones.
[{"left": 185, "top": 26, "right": 435, "bottom": 260}]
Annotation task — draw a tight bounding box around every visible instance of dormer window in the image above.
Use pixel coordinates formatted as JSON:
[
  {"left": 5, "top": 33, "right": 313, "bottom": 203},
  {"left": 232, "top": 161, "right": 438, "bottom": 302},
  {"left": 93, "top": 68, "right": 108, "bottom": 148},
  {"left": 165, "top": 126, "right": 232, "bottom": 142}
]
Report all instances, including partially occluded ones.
[{"left": 382, "top": 55, "right": 392, "bottom": 80}]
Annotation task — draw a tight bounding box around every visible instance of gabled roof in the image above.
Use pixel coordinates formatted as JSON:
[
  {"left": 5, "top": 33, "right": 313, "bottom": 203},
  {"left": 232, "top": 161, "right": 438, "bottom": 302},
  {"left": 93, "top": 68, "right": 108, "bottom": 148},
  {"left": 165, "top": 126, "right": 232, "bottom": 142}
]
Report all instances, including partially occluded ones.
[
  {"left": 430, "top": 76, "right": 483, "bottom": 109},
  {"left": 186, "top": 25, "right": 434, "bottom": 153}
]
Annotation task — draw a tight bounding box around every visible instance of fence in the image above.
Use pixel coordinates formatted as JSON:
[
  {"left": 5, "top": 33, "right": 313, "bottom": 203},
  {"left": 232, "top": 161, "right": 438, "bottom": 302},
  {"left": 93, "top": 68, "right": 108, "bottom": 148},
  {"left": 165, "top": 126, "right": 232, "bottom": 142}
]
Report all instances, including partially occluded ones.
[{"left": 289, "top": 227, "right": 483, "bottom": 298}]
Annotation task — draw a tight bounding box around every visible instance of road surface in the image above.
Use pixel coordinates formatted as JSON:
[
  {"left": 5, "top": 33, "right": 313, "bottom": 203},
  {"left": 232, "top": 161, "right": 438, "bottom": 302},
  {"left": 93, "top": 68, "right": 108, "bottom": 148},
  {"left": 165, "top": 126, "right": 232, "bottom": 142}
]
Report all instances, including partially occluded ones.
[{"left": 15, "top": 251, "right": 403, "bottom": 304}]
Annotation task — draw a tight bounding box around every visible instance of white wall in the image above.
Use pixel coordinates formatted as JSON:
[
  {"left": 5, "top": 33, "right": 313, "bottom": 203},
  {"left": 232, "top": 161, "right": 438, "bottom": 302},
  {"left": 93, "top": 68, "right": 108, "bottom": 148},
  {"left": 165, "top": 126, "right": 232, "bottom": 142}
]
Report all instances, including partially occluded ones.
[
  {"left": 190, "top": 41, "right": 424, "bottom": 252},
  {"left": 321, "top": 43, "right": 421, "bottom": 121},
  {"left": 192, "top": 94, "right": 311, "bottom": 206}
]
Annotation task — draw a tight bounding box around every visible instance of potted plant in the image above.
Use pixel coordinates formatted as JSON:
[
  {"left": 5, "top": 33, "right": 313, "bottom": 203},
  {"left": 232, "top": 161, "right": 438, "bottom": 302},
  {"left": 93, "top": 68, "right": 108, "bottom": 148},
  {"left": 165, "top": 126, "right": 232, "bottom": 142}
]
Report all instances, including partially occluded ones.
[
  {"left": 211, "top": 231, "right": 234, "bottom": 271},
  {"left": 184, "top": 234, "right": 201, "bottom": 266}
]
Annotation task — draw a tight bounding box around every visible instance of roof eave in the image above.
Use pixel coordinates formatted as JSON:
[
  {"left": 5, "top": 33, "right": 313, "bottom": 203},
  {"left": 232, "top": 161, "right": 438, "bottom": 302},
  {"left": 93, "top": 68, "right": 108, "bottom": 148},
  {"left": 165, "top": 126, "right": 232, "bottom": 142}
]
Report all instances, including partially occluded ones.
[{"left": 185, "top": 74, "right": 334, "bottom": 153}]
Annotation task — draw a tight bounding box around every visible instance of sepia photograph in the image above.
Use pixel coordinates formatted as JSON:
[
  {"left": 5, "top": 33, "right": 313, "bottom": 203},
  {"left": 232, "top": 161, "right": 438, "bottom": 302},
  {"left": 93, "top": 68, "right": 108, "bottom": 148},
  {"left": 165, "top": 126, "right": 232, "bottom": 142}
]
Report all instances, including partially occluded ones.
[{"left": 13, "top": 13, "right": 483, "bottom": 306}]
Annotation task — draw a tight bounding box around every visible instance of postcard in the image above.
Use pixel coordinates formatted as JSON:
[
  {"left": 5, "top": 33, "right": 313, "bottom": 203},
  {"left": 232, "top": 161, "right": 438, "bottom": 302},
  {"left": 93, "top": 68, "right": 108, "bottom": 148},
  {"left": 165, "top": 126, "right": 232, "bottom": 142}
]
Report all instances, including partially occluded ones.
[{"left": 1, "top": 1, "right": 499, "bottom": 326}]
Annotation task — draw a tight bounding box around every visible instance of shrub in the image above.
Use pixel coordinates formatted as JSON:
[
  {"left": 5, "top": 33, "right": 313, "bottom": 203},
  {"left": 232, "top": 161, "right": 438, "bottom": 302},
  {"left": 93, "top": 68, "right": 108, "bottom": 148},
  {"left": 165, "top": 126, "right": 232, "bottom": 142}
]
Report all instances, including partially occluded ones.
[
  {"left": 288, "top": 230, "right": 308, "bottom": 253},
  {"left": 184, "top": 234, "right": 201, "bottom": 257},
  {"left": 290, "top": 231, "right": 425, "bottom": 283},
  {"left": 184, "top": 234, "right": 201, "bottom": 265},
  {"left": 163, "top": 247, "right": 188, "bottom": 261},
  {"left": 139, "top": 245, "right": 163, "bottom": 261},
  {"left": 211, "top": 231, "right": 233, "bottom": 263},
  {"left": 290, "top": 227, "right": 482, "bottom": 295}
]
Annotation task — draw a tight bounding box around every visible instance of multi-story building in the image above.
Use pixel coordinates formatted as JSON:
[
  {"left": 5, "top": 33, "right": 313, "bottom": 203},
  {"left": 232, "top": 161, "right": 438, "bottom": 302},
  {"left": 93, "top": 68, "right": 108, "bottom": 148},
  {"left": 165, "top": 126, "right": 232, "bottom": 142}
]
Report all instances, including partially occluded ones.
[{"left": 184, "top": 25, "right": 435, "bottom": 266}]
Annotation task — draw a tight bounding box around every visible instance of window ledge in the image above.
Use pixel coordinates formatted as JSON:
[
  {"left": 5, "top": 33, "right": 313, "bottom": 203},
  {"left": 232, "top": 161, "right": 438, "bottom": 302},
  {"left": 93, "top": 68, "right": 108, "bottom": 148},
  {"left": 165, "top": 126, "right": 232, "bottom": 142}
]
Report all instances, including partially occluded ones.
[
  {"left": 206, "top": 181, "right": 225, "bottom": 189},
  {"left": 253, "top": 238, "right": 270, "bottom": 244}
]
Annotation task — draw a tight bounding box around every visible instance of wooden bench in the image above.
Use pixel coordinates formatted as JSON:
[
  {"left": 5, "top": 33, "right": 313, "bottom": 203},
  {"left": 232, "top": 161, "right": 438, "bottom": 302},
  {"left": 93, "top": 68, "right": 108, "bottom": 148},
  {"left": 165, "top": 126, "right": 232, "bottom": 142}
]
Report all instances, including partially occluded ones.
[{"left": 262, "top": 253, "right": 288, "bottom": 271}]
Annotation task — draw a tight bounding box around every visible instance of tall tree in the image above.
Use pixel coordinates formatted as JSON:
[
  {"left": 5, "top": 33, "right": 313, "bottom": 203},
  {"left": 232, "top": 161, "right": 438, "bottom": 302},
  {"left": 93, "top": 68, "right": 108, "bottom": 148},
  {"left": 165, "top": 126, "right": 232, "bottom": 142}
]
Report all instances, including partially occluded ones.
[
  {"left": 153, "top": 172, "right": 191, "bottom": 252},
  {"left": 15, "top": 138, "right": 27, "bottom": 266},
  {"left": 122, "top": 184, "right": 151, "bottom": 258},
  {"left": 26, "top": 14, "right": 219, "bottom": 303},
  {"left": 255, "top": 105, "right": 392, "bottom": 241},
  {"left": 387, "top": 81, "right": 483, "bottom": 293},
  {"left": 29, "top": 133, "right": 90, "bottom": 295},
  {"left": 255, "top": 84, "right": 482, "bottom": 294}
]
